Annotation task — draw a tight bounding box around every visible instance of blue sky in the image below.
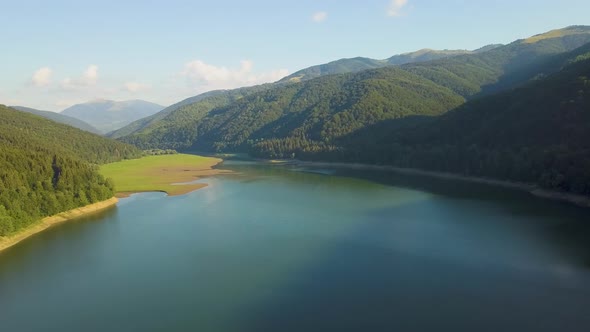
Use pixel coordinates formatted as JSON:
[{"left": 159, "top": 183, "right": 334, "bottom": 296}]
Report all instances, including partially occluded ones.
[{"left": 1, "top": 0, "right": 589, "bottom": 111}]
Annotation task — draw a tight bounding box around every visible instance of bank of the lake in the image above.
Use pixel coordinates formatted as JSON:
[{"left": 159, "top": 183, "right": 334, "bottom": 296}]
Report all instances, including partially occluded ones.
[
  {"left": 0, "top": 197, "right": 118, "bottom": 254},
  {"left": 287, "top": 160, "right": 590, "bottom": 208},
  {"left": 100, "top": 154, "right": 229, "bottom": 197}
]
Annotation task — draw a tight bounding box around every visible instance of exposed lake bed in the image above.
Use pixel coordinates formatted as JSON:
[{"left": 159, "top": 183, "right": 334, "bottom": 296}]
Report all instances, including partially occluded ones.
[{"left": 1, "top": 161, "right": 589, "bottom": 331}]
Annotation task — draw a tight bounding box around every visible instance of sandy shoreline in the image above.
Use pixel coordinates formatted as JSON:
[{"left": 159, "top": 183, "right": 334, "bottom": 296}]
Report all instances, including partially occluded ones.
[
  {"left": 0, "top": 197, "right": 119, "bottom": 254},
  {"left": 290, "top": 160, "right": 590, "bottom": 208}
]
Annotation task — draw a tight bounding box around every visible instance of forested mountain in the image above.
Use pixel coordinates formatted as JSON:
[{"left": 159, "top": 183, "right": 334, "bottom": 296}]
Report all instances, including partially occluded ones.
[
  {"left": 386, "top": 48, "right": 473, "bottom": 65},
  {"left": 108, "top": 85, "right": 274, "bottom": 143},
  {"left": 340, "top": 45, "right": 590, "bottom": 195},
  {"left": 11, "top": 106, "right": 100, "bottom": 134},
  {"left": 116, "top": 26, "right": 590, "bottom": 156},
  {"left": 184, "top": 68, "right": 464, "bottom": 152},
  {"left": 61, "top": 99, "right": 164, "bottom": 133},
  {"left": 401, "top": 26, "right": 590, "bottom": 98},
  {"left": 0, "top": 105, "right": 141, "bottom": 235},
  {"left": 279, "top": 57, "right": 386, "bottom": 83}
]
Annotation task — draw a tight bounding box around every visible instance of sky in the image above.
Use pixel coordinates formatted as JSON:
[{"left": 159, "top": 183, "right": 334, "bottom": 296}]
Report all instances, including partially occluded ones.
[{"left": 0, "top": 0, "right": 589, "bottom": 112}]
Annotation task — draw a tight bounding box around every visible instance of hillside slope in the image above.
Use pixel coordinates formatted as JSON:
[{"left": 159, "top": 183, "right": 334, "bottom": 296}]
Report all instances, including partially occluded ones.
[
  {"left": 108, "top": 85, "right": 272, "bottom": 140},
  {"left": 341, "top": 45, "right": 590, "bottom": 195},
  {"left": 0, "top": 105, "right": 141, "bottom": 235}
]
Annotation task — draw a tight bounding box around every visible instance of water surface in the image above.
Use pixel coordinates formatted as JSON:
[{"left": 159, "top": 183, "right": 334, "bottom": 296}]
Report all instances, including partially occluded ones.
[{"left": 1, "top": 162, "right": 589, "bottom": 331}]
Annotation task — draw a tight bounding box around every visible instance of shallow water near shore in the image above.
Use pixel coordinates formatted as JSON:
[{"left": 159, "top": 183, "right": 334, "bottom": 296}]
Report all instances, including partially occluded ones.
[{"left": 1, "top": 161, "right": 590, "bottom": 331}]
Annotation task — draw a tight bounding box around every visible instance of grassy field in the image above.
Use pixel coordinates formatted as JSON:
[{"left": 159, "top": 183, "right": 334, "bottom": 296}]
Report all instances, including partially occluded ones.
[
  {"left": 524, "top": 27, "right": 588, "bottom": 43},
  {"left": 100, "top": 154, "right": 226, "bottom": 196}
]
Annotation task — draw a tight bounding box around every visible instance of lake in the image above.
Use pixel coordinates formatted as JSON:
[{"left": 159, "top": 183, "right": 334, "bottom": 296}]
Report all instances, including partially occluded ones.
[{"left": 1, "top": 161, "right": 589, "bottom": 331}]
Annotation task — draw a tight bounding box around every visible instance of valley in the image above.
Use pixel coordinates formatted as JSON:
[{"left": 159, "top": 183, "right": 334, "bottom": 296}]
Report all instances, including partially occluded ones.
[{"left": 1, "top": 9, "right": 590, "bottom": 330}]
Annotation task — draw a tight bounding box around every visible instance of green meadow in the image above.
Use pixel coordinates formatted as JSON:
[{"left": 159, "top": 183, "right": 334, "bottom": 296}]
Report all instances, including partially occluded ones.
[{"left": 99, "top": 154, "right": 224, "bottom": 196}]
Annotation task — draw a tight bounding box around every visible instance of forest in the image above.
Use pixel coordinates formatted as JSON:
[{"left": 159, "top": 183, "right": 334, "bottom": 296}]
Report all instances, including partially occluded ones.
[{"left": 0, "top": 105, "right": 141, "bottom": 235}]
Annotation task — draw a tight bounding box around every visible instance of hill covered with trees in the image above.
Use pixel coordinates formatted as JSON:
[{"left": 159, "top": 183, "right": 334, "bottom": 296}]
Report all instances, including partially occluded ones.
[
  {"left": 108, "top": 85, "right": 274, "bottom": 146},
  {"left": 115, "top": 26, "right": 590, "bottom": 157},
  {"left": 0, "top": 105, "right": 141, "bottom": 235},
  {"left": 343, "top": 47, "right": 590, "bottom": 195}
]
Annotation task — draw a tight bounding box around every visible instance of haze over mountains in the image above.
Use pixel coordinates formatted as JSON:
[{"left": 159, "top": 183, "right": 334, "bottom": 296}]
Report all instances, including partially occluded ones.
[
  {"left": 10, "top": 106, "right": 100, "bottom": 134},
  {"left": 60, "top": 99, "right": 164, "bottom": 134}
]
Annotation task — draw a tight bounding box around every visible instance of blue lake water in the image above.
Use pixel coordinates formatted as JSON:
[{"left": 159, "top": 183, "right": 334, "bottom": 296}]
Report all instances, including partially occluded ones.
[{"left": 1, "top": 161, "right": 589, "bottom": 331}]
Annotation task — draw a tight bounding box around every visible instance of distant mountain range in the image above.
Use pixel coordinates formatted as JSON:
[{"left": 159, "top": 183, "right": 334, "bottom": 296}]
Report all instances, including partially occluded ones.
[
  {"left": 111, "top": 26, "right": 590, "bottom": 196},
  {"left": 61, "top": 99, "right": 164, "bottom": 134},
  {"left": 11, "top": 106, "right": 100, "bottom": 134}
]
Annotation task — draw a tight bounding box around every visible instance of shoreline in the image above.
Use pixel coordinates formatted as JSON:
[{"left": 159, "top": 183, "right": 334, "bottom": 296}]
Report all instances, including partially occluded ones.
[
  {"left": 0, "top": 197, "right": 119, "bottom": 254},
  {"left": 288, "top": 160, "right": 590, "bottom": 208}
]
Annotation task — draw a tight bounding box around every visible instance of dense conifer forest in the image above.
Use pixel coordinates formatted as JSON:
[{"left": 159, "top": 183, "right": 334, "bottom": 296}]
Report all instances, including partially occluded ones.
[{"left": 0, "top": 105, "right": 141, "bottom": 235}]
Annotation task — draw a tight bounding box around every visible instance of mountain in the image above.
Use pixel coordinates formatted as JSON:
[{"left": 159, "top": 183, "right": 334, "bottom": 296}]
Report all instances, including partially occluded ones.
[
  {"left": 0, "top": 105, "right": 141, "bottom": 235},
  {"left": 278, "top": 46, "right": 505, "bottom": 84},
  {"left": 11, "top": 106, "right": 100, "bottom": 134},
  {"left": 522, "top": 25, "right": 590, "bottom": 44},
  {"left": 473, "top": 44, "right": 504, "bottom": 53},
  {"left": 179, "top": 67, "right": 464, "bottom": 153},
  {"left": 115, "top": 26, "right": 590, "bottom": 156},
  {"left": 278, "top": 48, "right": 484, "bottom": 83},
  {"left": 279, "top": 57, "right": 386, "bottom": 83},
  {"left": 107, "top": 84, "right": 272, "bottom": 141},
  {"left": 386, "top": 48, "right": 473, "bottom": 65},
  {"left": 61, "top": 99, "right": 164, "bottom": 134},
  {"left": 343, "top": 42, "right": 590, "bottom": 195}
]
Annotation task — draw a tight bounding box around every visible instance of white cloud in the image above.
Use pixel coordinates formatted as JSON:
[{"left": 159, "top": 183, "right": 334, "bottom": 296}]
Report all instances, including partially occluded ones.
[
  {"left": 182, "top": 60, "right": 289, "bottom": 92},
  {"left": 387, "top": 0, "right": 408, "bottom": 17},
  {"left": 124, "top": 81, "right": 151, "bottom": 93},
  {"left": 83, "top": 65, "right": 98, "bottom": 84},
  {"left": 62, "top": 64, "right": 99, "bottom": 89},
  {"left": 312, "top": 11, "right": 328, "bottom": 23},
  {"left": 32, "top": 67, "right": 53, "bottom": 87}
]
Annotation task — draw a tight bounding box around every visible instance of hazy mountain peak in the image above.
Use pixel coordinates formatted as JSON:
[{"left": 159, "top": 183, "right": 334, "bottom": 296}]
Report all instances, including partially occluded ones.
[
  {"left": 88, "top": 98, "right": 112, "bottom": 103},
  {"left": 61, "top": 99, "right": 164, "bottom": 133},
  {"left": 10, "top": 105, "right": 101, "bottom": 134}
]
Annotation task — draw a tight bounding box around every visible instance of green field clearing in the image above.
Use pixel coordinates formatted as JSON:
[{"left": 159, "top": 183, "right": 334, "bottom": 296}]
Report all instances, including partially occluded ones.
[{"left": 100, "top": 154, "right": 224, "bottom": 196}]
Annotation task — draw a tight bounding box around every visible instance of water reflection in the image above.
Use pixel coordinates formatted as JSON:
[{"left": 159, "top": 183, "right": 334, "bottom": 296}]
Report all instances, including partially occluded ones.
[{"left": 0, "top": 162, "right": 589, "bottom": 331}]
